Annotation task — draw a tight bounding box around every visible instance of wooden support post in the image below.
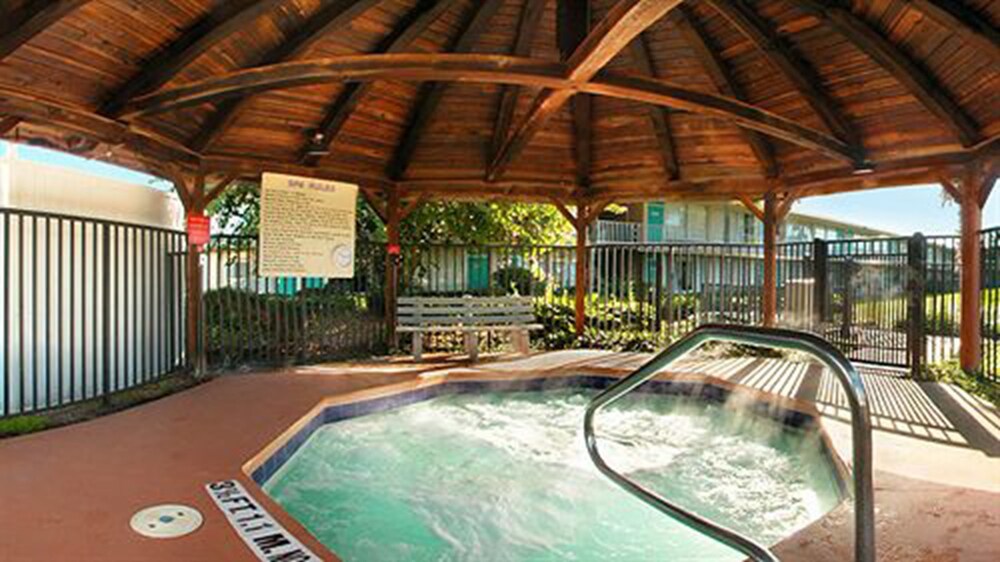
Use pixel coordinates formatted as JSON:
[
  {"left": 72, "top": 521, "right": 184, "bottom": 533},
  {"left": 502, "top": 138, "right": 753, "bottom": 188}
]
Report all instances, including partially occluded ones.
[
  {"left": 385, "top": 188, "right": 401, "bottom": 349},
  {"left": 959, "top": 171, "right": 983, "bottom": 373},
  {"left": 170, "top": 170, "right": 207, "bottom": 375},
  {"left": 762, "top": 192, "right": 779, "bottom": 327},
  {"left": 575, "top": 218, "right": 588, "bottom": 336}
]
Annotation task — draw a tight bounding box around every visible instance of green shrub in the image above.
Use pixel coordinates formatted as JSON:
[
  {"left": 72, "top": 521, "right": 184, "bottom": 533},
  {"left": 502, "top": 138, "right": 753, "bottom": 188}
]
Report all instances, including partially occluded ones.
[
  {"left": 0, "top": 415, "right": 48, "bottom": 437},
  {"left": 492, "top": 265, "right": 543, "bottom": 296},
  {"left": 921, "top": 359, "right": 1000, "bottom": 408}
]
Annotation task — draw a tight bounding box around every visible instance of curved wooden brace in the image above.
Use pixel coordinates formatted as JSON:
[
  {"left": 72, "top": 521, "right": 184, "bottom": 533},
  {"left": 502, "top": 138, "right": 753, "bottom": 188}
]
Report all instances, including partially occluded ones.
[{"left": 124, "top": 54, "right": 855, "bottom": 163}]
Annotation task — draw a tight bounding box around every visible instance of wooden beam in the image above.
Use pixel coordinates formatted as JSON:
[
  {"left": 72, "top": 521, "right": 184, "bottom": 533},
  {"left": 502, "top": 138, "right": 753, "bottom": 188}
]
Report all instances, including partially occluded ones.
[
  {"left": 795, "top": 0, "right": 981, "bottom": 147},
  {"left": 910, "top": 0, "right": 1000, "bottom": 64},
  {"left": 550, "top": 197, "right": 578, "bottom": 225},
  {"left": 300, "top": 0, "right": 459, "bottom": 166},
  {"left": 98, "top": 0, "right": 282, "bottom": 117},
  {"left": 385, "top": 0, "right": 506, "bottom": 179},
  {"left": 703, "top": 0, "right": 862, "bottom": 157},
  {"left": 491, "top": 0, "right": 548, "bottom": 164},
  {"left": 398, "top": 194, "right": 428, "bottom": 221},
  {"left": 0, "top": 86, "right": 200, "bottom": 166},
  {"left": 359, "top": 187, "right": 388, "bottom": 223},
  {"left": 627, "top": 34, "right": 679, "bottom": 180},
  {"left": 0, "top": 116, "right": 20, "bottom": 136},
  {"left": 487, "top": 0, "right": 682, "bottom": 181},
  {"left": 938, "top": 174, "right": 962, "bottom": 203},
  {"left": 0, "top": 0, "right": 90, "bottom": 61},
  {"left": 673, "top": 7, "right": 778, "bottom": 178},
  {"left": 190, "top": 0, "right": 381, "bottom": 153},
  {"left": 737, "top": 194, "right": 764, "bottom": 221},
  {"left": 203, "top": 173, "right": 240, "bottom": 206},
  {"left": 560, "top": 0, "right": 593, "bottom": 187},
  {"left": 124, "top": 54, "right": 856, "bottom": 162}
]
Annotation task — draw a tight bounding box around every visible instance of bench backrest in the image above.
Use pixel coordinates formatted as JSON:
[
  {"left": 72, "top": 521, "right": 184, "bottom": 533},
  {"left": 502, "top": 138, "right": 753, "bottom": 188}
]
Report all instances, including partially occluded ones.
[{"left": 397, "top": 296, "right": 535, "bottom": 328}]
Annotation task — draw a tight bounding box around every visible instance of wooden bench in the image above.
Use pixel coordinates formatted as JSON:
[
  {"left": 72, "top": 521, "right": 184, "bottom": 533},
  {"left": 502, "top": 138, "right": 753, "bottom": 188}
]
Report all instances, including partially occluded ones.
[{"left": 397, "top": 296, "right": 542, "bottom": 361}]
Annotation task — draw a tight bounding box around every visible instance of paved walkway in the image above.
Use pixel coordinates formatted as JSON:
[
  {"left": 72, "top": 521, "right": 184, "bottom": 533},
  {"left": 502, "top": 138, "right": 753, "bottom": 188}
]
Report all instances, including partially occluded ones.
[{"left": 0, "top": 351, "right": 997, "bottom": 561}]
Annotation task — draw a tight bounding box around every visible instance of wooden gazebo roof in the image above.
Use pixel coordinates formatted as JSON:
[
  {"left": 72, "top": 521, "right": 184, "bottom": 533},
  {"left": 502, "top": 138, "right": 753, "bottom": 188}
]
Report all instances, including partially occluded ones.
[{"left": 0, "top": 0, "right": 997, "bottom": 204}]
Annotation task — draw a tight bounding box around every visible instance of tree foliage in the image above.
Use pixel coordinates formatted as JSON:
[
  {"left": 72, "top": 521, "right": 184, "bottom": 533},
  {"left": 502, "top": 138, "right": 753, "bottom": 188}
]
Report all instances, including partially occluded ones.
[{"left": 206, "top": 181, "right": 573, "bottom": 245}]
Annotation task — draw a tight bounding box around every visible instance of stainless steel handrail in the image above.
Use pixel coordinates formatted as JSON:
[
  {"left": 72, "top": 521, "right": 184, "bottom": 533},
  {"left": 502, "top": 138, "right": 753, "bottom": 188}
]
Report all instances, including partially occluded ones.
[{"left": 583, "top": 324, "right": 874, "bottom": 562}]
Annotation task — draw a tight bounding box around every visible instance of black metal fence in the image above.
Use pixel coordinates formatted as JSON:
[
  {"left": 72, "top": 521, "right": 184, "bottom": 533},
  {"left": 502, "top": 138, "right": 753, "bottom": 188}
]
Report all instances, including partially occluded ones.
[
  {"left": 1, "top": 208, "right": 187, "bottom": 418},
  {"left": 982, "top": 227, "right": 1000, "bottom": 381},
  {"left": 4, "top": 209, "right": 997, "bottom": 420},
  {"left": 201, "top": 235, "right": 387, "bottom": 369}
]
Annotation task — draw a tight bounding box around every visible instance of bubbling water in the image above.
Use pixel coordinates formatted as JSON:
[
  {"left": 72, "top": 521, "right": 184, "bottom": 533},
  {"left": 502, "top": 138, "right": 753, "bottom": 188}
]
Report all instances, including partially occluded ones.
[{"left": 264, "top": 389, "right": 842, "bottom": 562}]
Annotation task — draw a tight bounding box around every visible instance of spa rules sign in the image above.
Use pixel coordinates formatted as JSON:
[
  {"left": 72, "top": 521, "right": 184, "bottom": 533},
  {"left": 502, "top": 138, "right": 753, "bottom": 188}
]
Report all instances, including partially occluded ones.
[{"left": 260, "top": 173, "right": 357, "bottom": 278}]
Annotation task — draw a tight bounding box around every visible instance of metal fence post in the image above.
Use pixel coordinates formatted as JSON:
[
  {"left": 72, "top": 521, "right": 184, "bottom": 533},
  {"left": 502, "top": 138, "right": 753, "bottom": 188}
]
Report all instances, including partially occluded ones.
[
  {"left": 102, "top": 222, "right": 111, "bottom": 403},
  {"left": 812, "top": 238, "right": 828, "bottom": 330},
  {"left": 908, "top": 233, "right": 927, "bottom": 378}
]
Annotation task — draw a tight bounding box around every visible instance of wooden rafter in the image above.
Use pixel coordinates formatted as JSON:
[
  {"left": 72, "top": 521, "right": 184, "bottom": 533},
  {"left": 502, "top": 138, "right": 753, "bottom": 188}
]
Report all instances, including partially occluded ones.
[
  {"left": 627, "top": 34, "right": 679, "bottom": 180},
  {"left": 123, "top": 53, "right": 856, "bottom": 162},
  {"left": 99, "top": 0, "right": 281, "bottom": 117},
  {"left": 910, "top": 0, "right": 1000, "bottom": 64},
  {"left": 492, "top": 0, "right": 548, "bottom": 164},
  {"left": 385, "top": 0, "right": 506, "bottom": 180},
  {"left": 0, "top": 0, "right": 90, "bottom": 61},
  {"left": 300, "top": 0, "right": 459, "bottom": 167},
  {"left": 487, "top": 0, "right": 683, "bottom": 182},
  {"left": 795, "top": 0, "right": 981, "bottom": 147},
  {"left": 190, "top": 0, "right": 381, "bottom": 153},
  {"left": 673, "top": 6, "right": 778, "bottom": 178},
  {"left": 702, "top": 0, "right": 862, "bottom": 159},
  {"left": 560, "top": 0, "right": 593, "bottom": 187},
  {"left": 399, "top": 194, "right": 428, "bottom": 220}
]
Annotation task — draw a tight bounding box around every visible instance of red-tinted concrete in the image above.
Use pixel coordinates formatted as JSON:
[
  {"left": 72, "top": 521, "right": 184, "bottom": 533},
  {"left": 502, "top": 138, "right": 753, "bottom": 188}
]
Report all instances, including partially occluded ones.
[{"left": 1, "top": 354, "right": 998, "bottom": 561}]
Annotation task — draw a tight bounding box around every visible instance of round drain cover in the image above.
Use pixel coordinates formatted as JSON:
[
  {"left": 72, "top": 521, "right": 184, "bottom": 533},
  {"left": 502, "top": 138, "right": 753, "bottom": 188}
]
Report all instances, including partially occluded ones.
[{"left": 130, "top": 504, "right": 203, "bottom": 539}]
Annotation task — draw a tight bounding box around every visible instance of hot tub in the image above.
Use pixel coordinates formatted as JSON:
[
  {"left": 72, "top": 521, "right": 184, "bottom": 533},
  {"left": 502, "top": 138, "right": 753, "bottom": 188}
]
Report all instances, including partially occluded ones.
[{"left": 247, "top": 376, "right": 846, "bottom": 561}]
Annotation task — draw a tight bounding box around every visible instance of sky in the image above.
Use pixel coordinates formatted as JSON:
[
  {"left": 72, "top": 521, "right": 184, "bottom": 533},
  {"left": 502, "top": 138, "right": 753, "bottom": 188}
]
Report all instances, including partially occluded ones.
[{"left": 2, "top": 140, "right": 996, "bottom": 236}]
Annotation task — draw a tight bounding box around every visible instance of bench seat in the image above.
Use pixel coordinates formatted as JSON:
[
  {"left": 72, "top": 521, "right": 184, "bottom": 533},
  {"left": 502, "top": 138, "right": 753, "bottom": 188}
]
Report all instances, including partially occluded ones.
[{"left": 397, "top": 296, "right": 540, "bottom": 360}]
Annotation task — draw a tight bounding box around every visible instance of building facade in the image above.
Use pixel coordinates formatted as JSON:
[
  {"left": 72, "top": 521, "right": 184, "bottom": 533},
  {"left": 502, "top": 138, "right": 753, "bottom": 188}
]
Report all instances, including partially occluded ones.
[{"left": 590, "top": 201, "right": 894, "bottom": 244}]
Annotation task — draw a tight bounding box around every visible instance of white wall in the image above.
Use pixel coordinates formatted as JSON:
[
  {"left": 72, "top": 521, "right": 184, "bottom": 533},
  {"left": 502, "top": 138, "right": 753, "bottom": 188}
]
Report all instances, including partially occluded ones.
[{"left": 0, "top": 146, "right": 183, "bottom": 229}]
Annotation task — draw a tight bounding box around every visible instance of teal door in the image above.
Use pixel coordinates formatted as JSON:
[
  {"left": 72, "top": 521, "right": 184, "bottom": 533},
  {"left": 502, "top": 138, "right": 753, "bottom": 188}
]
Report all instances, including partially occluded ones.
[
  {"left": 467, "top": 251, "right": 490, "bottom": 291},
  {"left": 646, "top": 203, "right": 665, "bottom": 281}
]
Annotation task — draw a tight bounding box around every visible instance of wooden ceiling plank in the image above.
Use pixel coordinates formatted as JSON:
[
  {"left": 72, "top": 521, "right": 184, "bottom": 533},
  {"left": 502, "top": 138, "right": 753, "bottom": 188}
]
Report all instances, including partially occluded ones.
[
  {"left": 0, "top": 0, "right": 90, "bottom": 61},
  {"left": 491, "top": 0, "right": 548, "bottom": 163},
  {"left": 910, "top": 0, "right": 1000, "bottom": 63},
  {"left": 99, "top": 0, "right": 282, "bottom": 117},
  {"left": 191, "top": 0, "right": 382, "bottom": 153},
  {"left": 795, "top": 0, "right": 981, "bottom": 147},
  {"left": 673, "top": 7, "right": 778, "bottom": 178},
  {"left": 627, "top": 34, "right": 679, "bottom": 180},
  {"left": 299, "top": 0, "right": 461, "bottom": 166},
  {"left": 385, "top": 0, "right": 507, "bottom": 180},
  {"left": 488, "top": 0, "right": 682, "bottom": 181},
  {"left": 703, "top": 0, "right": 862, "bottom": 159}
]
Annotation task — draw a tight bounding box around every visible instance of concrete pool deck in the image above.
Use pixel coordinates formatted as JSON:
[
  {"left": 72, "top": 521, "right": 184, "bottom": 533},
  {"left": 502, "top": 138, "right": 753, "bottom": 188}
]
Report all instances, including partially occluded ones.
[{"left": 0, "top": 351, "right": 997, "bottom": 561}]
